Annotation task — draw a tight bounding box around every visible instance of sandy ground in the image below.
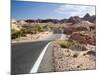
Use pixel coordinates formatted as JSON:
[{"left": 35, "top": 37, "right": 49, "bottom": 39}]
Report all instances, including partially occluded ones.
[
  {"left": 12, "top": 31, "right": 53, "bottom": 43},
  {"left": 53, "top": 44, "right": 96, "bottom": 72}
]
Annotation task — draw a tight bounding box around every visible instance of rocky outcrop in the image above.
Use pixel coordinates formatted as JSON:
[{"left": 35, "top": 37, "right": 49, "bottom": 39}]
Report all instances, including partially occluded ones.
[
  {"left": 11, "top": 19, "right": 22, "bottom": 31},
  {"left": 64, "top": 26, "right": 89, "bottom": 35},
  {"left": 67, "top": 16, "right": 82, "bottom": 24},
  {"left": 83, "top": 13, "right": 96, "bottom": 23},
  {"left": 69, "top": 32, "right": 96, "bottom": 45}
]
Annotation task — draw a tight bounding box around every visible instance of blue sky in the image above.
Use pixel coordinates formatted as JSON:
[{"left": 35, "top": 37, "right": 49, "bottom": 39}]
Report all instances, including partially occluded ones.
[{"left": 12, "top": 0, "right": 95, "bottom": 20}]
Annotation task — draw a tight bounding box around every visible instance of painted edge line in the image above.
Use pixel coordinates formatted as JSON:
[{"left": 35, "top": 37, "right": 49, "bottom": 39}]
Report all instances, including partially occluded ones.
[{"left": 29, "top": 42, "right": 51, "bottom": 73}]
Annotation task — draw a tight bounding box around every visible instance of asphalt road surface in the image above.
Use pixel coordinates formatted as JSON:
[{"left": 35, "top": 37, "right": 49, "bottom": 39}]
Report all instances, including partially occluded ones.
[{"left": 11, "top": 33, "right": 62, "bottom": 75}]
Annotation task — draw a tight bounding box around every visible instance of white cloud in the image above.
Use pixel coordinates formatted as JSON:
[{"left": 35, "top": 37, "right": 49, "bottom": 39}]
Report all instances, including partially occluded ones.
[{"left": 55, "top": 4, "right": 95, "bottom": 18}]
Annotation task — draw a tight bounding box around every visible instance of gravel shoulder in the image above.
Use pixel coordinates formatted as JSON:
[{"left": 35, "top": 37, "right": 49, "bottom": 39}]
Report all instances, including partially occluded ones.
[{"left": 53, "top": 42, "right": 96, "bottom": 72}]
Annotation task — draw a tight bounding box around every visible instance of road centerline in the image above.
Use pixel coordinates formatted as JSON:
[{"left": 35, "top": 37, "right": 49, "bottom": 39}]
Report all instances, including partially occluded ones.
[{"left": 29, "top": 42, "right": 51, "bottom": 73}]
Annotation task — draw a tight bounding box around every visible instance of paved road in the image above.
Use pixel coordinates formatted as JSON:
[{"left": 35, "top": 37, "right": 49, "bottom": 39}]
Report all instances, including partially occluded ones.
[
  {"left": 11, "top": 33, "right": 62, "bottom": 75},
  {"left": 38, "top": 42, "right": 54, "bottom": 73}
]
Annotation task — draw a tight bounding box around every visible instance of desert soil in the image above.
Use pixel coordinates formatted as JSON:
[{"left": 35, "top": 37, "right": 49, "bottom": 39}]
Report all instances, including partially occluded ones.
[{"left": 53, "top": 43, "right": 96, "bottom": 71}]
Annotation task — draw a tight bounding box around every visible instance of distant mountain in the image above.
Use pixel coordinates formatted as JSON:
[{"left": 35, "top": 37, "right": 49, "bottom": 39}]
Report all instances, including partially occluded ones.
[
  {"left": 67, "top": 13, "right": 96, "bottom": 24},
  {"left": 12, "top": 13, "right": 96, "bottom": 24},
  {"left": 67, "top": 16, "right": 82, "bottom": 24},
  {"left": 25, "top": 19, "right": 60, "bottom": 24},
  {"left": 82, "top": 13, "right": 96, "bottom": 23}
]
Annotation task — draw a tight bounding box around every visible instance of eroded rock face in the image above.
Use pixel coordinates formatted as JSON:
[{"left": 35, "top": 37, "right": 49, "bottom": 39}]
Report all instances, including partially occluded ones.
[
  {"left": 69, "top": 32, "right": 96, "bottom": 45},
  {"left": 11, "top": 19, "right": 22, "bottom": 31},
  {"left": 66, "top": 13, "right": 96, "bottom": 24},
  {"left": 83, "top": 13, "right": 96, "bottom": 23},
  {"left": 67, "top": 16, "right": 82, "bottom": 24},
  {"left": 64, "top": 26, "right": 89, "bottom": 35}
]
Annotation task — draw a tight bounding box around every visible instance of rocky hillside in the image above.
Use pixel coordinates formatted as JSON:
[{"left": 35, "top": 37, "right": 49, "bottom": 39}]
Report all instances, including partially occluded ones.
[
  {"left": 12, "top": 13, "right": 95, "bottom": 25},
  {"left": 82, "top": 13, "right": 96, "bottom": 23}
]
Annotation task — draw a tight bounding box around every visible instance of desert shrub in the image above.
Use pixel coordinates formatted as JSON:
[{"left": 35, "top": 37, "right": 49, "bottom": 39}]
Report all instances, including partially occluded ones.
[
  {"left": 20, "top": 28, "right": 31, "bottom": 34},
  {"left": 89, "top": 25, "right": 96, "bottom": 31},
  {"left": 72, "top": 53, "right": 79, "bottom": 58},
  {"left": 57, "top": 40, "right": 74, "bottom": 48},
  {"left": 76, "top": 26, "right": 88, "bottom": 31},
  {"left": 70, "top": 41, "right": 87, "bottom": 51},
  {"left": 21, "top": 25, "right": 46, "bottom": 34},
  {"left": 33, "top": 25, "right": 47, "bottom": 32},
  {"left": 43, "top": 25, "right": 51, "bottom": 31},
  {"left": 11, "top": 29, "right": 16, "bottom": 33},
  {"left": 11, "top": 33, "right": 18, "bottom": 39},
  {"left": 21, "top": 26, "right": 37, "bottom": 34},
  {"left": 11, "top": 30, "right": 26, "bottom": 39},
  {"left": 11, "top": 25, "right": 48, "bottom": 39},
  {"left": 57, "top": 40, "right": 87, "bottom": 51},
  {"left": 86, "top": 51, "right": 96, "bottom": 56}
]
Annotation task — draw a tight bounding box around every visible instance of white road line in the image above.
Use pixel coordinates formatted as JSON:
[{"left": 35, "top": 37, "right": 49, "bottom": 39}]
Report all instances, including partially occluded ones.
[{"left": 29, "top": 42, "right": 51, "bottom": 73}]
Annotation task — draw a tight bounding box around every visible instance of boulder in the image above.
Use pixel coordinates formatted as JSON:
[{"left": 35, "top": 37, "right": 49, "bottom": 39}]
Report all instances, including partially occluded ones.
[{"left": 69, "top": 32, "right": 96, "bottom": 45}]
